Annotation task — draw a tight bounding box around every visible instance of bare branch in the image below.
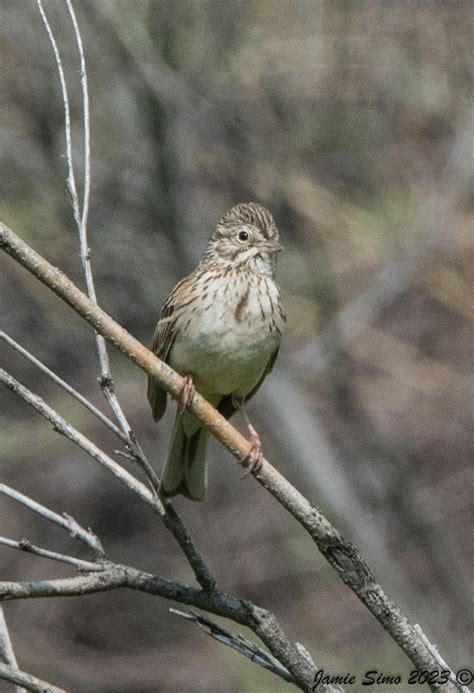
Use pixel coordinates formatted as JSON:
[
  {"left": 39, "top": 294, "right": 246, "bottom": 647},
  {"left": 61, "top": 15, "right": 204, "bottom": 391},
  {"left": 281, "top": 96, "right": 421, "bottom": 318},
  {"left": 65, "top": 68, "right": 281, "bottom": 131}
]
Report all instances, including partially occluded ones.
[
  {"left": 294, "top": 643, "right": 319, "bottom": 676},
  {"left": 1, "top": 334, "right": 158, "bottom": 499},
  {"left": 0, "top": 608, "right": 18, "bottom": 667},
  {"left": 0, "top": 663, "right": 65, "bottom": 693},
  {"left": 0, "top": 567, "right": 125, "bottom": 602},
  {"left": 0, "top": 331, "right": 125, "bottom": 441},
  {"left": 119, "top": 437, "right": 161, "bottom": 496},
  {"left": 160, "top": 501, "right": 216, "bottom": 592},
  {"left": 37, "top": 0, "right": 134, "bottom": 445},
  {"left": 0, "top": 374, "right": 215, "bottom": 592},
  {"left": 0, "top": 223, "right": 460, "bottom": 691},
  {"left": 35, "top": 0, "right": 80, "bottom": 229},
  {"left": 64, "top": 0, "right": 90, "bottom": 237},
  {"left": 170, "top": 608, "right": 297, "bottom": 685},
  {"left": 0, "top": 369, "right": 161, "bottom": 512},
  {"left": 59, "top": 12, "right": 161, "bottom": 494},
  {"left": 414, "top": 625, "right": 472, "bottom": 693},
  {"left": 35, "top": 10, "right": 198, "bottom": 606},
  {"left": 0, "top": 565, "right": 316, "bottom": 691},
  {"left": 0, "top": 538, "right": 104, "bottom": 573},
  {"left": 0, "top": 483, "right": 104, "bottom": 558},
  {"left": 0, "top": 606, "right": 26, "bottom": 693}
]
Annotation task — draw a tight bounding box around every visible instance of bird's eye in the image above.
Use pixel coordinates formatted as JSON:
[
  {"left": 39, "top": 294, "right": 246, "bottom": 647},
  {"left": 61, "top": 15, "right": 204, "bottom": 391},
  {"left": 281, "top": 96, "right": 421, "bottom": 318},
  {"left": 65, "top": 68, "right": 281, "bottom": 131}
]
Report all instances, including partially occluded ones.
[{"left": 238, "top": 230, "right": 249, "bottom": 242}]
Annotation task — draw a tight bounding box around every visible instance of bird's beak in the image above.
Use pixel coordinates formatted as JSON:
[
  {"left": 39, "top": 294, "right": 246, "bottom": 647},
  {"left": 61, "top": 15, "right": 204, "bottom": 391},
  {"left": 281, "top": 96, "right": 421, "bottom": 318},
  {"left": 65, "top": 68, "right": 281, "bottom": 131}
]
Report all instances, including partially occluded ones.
[{"left": 257, "top": 240, "right": 283, "bottom": 254}]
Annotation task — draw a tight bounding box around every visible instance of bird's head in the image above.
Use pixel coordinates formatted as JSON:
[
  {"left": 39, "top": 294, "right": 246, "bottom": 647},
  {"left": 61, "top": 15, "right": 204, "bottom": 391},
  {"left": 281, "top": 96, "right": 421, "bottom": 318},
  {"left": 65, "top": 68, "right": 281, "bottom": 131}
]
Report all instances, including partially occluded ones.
[{"left": 206, "top": 202, "right": 282, "bottom": 277}]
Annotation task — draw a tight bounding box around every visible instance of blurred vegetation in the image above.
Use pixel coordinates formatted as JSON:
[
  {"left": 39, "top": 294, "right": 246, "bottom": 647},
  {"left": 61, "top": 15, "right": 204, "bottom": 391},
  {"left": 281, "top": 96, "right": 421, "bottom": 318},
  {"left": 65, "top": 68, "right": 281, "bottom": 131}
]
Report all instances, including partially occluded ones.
[{"left": 0, "top": 1, "right": 473, "bottom": 691}]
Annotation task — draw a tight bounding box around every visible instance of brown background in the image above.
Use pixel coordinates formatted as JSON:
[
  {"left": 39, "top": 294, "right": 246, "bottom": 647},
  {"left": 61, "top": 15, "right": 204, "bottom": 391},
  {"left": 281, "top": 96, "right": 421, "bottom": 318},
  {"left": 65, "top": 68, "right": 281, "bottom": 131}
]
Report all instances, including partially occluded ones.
[{"left": 1, "top": 1, "right": 473, "bottom": 691}]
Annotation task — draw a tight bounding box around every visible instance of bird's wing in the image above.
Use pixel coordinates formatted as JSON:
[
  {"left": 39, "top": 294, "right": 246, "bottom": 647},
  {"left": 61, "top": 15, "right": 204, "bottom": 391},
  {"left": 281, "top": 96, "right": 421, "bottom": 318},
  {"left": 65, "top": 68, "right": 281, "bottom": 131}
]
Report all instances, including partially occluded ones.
[
  {"left": 246, "top": 344, "right": 280, "bottom": 403},
  {"left": 217, "top": 344, "right": 281, "bottom": 421},
  {"left": 147, "top": 274, "right": 195, "bottom": 422}
]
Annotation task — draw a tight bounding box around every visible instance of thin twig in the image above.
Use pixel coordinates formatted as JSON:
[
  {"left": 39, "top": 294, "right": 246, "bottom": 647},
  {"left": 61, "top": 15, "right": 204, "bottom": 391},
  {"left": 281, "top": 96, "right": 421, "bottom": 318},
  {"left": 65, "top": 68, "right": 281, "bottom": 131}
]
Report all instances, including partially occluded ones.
[
  {"left": 120, "top": 437, "right": 161, "bottom": 496},
  {"left": 160, "top": 501, "right": 216, "bottom": 592},
  {"left": 169, "top": 608, "right": 296, "bottom": 684},
  {"left": 112, "top": 444, "right": 165, "bottom": 494},
  {"left": 64, "top": 0, "right": 140, "bottom": 446},
  {"left": 0, "top": 372, "right": 215, "bottom": 592},
  {"left": 38, "top": 0, "right": 165, "bottom": 533},
  {"left": 36, "top": 0, "right": 80, "bottom": 228},
  {"left": 0, "top": 483, "right": 104, "bottom": 558},
  {"left": 414, "top": 625, "right": 472, "bottom": 693},
  {"left": 0, "top": 606, "right": 26, "bottom": 693},
  {"left": 0, "top": 538, "right": 104, "bottom": 573},
  {"left": 65, "top": 4, "right": 162, "bottom": 495},
  {"left": 0, "top": 607, "right": 18, "bottom": 667},
  {"left": 0, "top": 662, "right": 65, "bottom": 693},
  {"left": 37, "top": 0, "right": 133, "bottom": 442},
  {"left": 0, "top": 331, "right": 125, "bottom": 441},
  {"left": 65, "top": 0, "right": 90, "bottom": 237},
  {"left": 0, "top": 369, "right": 161, "bottom": 512},
  {"left": 2, "top": 327, "right": 159, "bottom": 492}
]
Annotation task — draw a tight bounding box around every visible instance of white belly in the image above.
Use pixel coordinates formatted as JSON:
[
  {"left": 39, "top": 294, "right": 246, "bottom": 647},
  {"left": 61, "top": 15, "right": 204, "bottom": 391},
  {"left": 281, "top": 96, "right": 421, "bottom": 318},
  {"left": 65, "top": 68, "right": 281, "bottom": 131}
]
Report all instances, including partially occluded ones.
[{"left": 168, "top": 271, "right": 282, "bottom": 399}]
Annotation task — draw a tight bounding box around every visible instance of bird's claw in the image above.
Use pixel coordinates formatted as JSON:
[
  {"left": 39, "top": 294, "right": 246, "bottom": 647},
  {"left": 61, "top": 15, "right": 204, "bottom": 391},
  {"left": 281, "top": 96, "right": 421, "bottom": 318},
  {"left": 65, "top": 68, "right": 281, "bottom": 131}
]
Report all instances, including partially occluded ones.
[
  {"left": 178, "top": 375, "right": 196, "bottom": 414},
  {"left": 240, "top": 430, "right": 263, "bottom": 478}
]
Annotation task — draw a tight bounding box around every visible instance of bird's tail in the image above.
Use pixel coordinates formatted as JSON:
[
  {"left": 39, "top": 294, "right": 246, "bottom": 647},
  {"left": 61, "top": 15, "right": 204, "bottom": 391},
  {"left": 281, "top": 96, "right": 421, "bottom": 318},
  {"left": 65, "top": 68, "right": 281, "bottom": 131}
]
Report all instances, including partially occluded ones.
[{"left": 160, "top": 412, "right": 208, "bottom": 501}]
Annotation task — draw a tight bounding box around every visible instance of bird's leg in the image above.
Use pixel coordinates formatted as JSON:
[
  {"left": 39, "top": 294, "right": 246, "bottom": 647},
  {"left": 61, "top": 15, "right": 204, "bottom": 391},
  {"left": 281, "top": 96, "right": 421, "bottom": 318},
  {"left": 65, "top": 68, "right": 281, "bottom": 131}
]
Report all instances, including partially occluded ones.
[
  {"left": 235, "top": 399, "right": 263, "bottom": 476},
  {"left": 177, "top": 375, "right": 196, "bottom": 414}
]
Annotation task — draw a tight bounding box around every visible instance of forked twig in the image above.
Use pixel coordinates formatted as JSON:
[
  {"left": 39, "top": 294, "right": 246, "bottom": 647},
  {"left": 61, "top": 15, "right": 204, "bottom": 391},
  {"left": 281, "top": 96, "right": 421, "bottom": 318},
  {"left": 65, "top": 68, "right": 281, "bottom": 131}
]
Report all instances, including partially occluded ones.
[{"left": 62, "top": 1, "right": 142, "bottom": 452}]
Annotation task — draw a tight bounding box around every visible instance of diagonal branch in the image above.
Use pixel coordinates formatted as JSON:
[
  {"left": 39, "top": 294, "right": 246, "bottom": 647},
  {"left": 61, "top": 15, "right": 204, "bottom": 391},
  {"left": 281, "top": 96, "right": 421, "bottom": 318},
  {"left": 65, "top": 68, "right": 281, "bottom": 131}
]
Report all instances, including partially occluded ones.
[
  {"left": 0, "top": 331, "right": 125, "bottom": 441},
  {"left": 21, "top": 7, "right": 311, "bottom": 689},
  {"left": 169, "top": 610, "right": 341, "bottom": 693},
  {"left": 0, "top": 483, "right": 104, "bottom": 558},
  {"left": 0, "top": 369, "right": 163, "bottom": 513},
  {"left": 0, "top": 538, "right": 104, "bottom": 573},
  {"left": 169, "top": 608, "right": 297, "bottom": 684},
  {"left": 0, "top": 374, "right": 215, "bottom": 593},
  {"left": 0, "top": 606, "right": 26, "bottom": 693},
  {"left": 0, "top": 662, "right": 65, "bottom": 693},
  {"left": 414, "top": 625, "right": 471, "bottom": 693},
  {"left": 0, "top": 223, "right": 459, "bottom": 692}
]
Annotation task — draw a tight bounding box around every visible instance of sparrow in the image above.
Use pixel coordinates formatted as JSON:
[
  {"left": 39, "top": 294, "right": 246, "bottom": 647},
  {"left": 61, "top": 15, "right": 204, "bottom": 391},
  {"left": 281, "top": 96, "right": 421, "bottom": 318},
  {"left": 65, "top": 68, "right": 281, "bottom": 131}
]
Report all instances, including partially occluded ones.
[{"left": 148, "top": 202, "right": 285, "bottom": 500}]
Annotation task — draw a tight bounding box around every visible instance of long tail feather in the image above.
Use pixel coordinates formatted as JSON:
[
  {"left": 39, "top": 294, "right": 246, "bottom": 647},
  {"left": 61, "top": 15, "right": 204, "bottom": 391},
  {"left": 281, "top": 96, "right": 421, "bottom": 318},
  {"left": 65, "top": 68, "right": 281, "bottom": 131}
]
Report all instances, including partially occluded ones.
[{"left": 160, "top": 413, "right": 208, "bottom": 501}]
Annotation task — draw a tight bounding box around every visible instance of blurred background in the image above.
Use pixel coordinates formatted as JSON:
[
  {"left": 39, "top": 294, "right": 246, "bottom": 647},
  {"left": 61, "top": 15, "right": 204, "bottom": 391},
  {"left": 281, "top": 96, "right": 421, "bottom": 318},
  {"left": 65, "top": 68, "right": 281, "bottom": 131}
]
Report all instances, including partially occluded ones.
[{"left": 0, "top": 1, "right": 473, "bottom": 691}]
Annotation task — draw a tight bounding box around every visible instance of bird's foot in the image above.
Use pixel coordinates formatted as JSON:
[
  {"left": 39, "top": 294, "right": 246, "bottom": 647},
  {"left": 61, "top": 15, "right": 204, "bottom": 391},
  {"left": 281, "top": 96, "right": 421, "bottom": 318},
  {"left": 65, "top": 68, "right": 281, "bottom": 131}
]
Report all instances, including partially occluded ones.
[
  {"left": 240, "top": 427, "right": 263, "bottom": 478},
  {"left": 178, "top": 375, "right": 196, "bottom": 414}
]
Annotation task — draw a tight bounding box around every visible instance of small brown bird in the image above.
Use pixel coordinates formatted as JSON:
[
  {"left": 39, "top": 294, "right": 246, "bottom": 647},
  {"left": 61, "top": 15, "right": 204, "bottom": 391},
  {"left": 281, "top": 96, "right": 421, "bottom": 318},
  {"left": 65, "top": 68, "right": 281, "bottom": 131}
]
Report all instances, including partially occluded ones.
[{"left": 148, "top": 202, "right": 285, "bottom": 500}]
